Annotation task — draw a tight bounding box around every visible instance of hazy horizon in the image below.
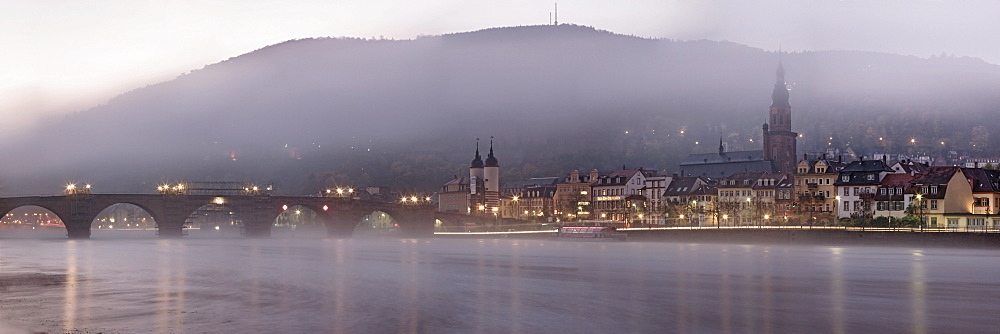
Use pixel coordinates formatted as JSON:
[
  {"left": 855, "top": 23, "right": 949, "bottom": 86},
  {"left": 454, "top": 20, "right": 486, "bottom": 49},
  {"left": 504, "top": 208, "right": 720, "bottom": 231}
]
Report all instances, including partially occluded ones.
[
  {"left": 3, "top": 0, "right": 998, "bottom": 132},
  {"left": 0, "top": 23, "right": 996, "bottom": 196}
]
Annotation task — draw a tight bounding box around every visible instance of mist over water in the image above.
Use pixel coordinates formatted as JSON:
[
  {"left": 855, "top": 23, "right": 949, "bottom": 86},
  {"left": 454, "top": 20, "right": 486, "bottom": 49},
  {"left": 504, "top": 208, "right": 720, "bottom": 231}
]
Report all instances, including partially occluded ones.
[{"left": 2, "top": 235, "right": 999, "bottom": 333}]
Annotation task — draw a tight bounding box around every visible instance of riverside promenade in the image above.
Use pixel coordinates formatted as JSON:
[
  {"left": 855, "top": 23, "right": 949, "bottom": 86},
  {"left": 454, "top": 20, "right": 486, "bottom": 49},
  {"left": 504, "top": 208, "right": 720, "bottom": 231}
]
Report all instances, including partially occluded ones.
[{"left": 436, "top": 226, "right": 1000, "bottom": 248}]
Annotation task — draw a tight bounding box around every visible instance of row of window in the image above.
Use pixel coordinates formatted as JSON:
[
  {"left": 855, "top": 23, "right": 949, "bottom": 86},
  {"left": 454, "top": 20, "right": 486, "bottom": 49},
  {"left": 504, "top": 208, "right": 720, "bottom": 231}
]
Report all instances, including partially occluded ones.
[
  {"left": 757, "top": 179, "right": 780, "bottom": 186},
  {"left": 797, "top": 167, "right": 829, "bottom": 174},
  {"left": 876, "top": 201, "right": 905, "bottom": 211},
  {"left": 842, "top": 201, "right": 862, "bottom": 212},
  {"left": 724, "top": 179, "right": 750, "bottom": 186},
  {"left": 668, "top": 196, "right": 716, "bottom": 204},
  {"left": 878, "top": 187, "right": 906, "bottom": 196},
  {"left": 720, "top": 190, "right": 752, "bottom": 197},
  {"left": 596, "top": 176, "right": 628, "bottom": 185},
  {"left": 918, "top": 200, "right": 939, "bottom": 210},
  {"left": 713, "top": 190, "right": 795, "bottom": 200},
  {"left": 926, "top": 217, "right": 1000, "bottom": 228},
  {"left": 840, "top": 174, "right": 877, "bottom": 183},
  {"left": 841, "top": 187, "right": 875, "bottom": 196},
  {"left": 593, "top": 188, "right": 640, "bottom": 196},
  {"left": 849, "top": 199, "right": 940, "bottom": 212},
  {"left": 799, "top": 190, "right": 832, "bottom": 198},
  {"left": 797, "top": 177, "right": 832, "bottom": 186}
]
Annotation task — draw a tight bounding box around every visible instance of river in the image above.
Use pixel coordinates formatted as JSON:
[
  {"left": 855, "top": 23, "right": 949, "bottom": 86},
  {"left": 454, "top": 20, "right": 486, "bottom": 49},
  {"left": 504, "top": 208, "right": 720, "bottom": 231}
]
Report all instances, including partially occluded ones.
[{"left": 1, "top": 232, "right": 999, "bottom": 333}]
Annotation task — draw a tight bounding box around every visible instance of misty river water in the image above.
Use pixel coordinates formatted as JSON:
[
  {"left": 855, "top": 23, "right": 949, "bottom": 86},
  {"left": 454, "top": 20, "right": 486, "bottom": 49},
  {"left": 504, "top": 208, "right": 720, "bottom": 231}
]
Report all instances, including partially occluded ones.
[{"left": 2, "top": 232, "right": 1000, "bottom": 333}]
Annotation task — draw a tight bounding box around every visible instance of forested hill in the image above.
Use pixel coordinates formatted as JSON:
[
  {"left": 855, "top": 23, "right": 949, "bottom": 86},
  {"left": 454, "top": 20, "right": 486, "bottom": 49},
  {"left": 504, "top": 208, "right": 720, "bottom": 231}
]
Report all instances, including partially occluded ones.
[{"left": 2, "top": 24, "right": 998, "bottom": 195}]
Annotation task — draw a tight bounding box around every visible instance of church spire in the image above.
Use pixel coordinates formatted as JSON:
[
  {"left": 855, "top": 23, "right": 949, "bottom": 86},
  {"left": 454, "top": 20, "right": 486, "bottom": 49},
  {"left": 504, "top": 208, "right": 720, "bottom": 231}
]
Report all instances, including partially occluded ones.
[
  {"left": 763, "top": 52, "right": 797, "bottom": 175},
  {"left": 485, "top": 136, "right": 499, "bottom": 167},
  {"left": 770, "top": 60, "right": 790, "bottom": 109},
  {"left": 718, "top": 137, "right": 724, "bottom": 155},
  {"left": 776, "top": 59, "right": 785, "bottom": 85},
  {"left": 470, "top": 138, "right": 484, "bottom": 168},
  {"left": 777, "top": 45, "right": 784, "bottom": 79}
]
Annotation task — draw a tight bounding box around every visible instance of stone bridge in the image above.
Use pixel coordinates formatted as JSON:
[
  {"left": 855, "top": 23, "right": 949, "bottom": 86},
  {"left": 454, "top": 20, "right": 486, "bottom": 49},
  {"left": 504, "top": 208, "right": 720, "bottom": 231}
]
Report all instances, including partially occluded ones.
[{"left": 0, "top": 194, "right": 438, "bottom": 239}]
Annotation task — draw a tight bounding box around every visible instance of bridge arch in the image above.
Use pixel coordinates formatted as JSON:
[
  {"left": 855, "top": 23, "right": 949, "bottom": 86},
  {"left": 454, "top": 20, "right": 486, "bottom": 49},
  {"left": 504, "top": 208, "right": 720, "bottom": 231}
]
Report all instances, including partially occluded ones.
[
  {"left": 91, "top": 202, "right": 160, "bottom": 236},
  {"left": 353, "top": 210, "right": 401, "bottom": 237},
  {"left": 272, "top": 205, "right": 328, "bottom": 238},
  {"left": 184, "top": 202, "right": 243, "bottom": 237},
  {"left": 0, "top": 205, "right": 66, "bottom": 235}
]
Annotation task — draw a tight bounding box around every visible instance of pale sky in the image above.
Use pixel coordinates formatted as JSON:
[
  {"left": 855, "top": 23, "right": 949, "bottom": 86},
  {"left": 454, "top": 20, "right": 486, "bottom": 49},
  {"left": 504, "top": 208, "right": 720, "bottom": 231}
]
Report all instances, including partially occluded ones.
[{"left": 2, "top": 0, "right": 997, "bottom": 131}]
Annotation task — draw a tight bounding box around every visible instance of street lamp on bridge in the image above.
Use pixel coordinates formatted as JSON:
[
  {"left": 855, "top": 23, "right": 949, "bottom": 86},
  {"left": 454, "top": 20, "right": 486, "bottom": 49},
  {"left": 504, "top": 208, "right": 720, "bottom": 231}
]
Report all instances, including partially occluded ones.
[
  {"left": 157, "top": 183, "right": 186, "bottom": 195},
  {"left": 401, "top": 194, "right": 434, "bottom": 206},
  {"left": 324, "top": 187, "right": 356, "bottom": 198},
  {"left": 66, "top": 183, "right": 92, "bottom": 195}
]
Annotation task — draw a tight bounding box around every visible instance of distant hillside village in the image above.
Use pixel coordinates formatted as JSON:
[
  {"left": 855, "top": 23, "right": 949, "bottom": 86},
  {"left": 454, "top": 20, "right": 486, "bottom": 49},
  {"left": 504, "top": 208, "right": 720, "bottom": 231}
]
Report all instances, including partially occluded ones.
[{"left": 438, "top": 63, "right": 1000, "bottom": 230}]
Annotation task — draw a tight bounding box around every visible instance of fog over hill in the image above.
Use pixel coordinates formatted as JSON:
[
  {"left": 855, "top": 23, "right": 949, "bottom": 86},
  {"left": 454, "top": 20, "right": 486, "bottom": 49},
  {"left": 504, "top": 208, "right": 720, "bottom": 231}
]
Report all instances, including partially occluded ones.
[{"left": 3, "top": 24, "right": 999, "bottom": 195}]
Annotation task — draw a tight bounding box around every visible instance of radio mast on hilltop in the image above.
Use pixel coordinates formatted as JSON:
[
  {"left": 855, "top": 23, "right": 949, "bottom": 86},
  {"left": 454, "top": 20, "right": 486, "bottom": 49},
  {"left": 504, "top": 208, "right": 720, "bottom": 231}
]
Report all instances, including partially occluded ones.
[{"left": 554, "top": 3, "right": 558, "bottom": 25}]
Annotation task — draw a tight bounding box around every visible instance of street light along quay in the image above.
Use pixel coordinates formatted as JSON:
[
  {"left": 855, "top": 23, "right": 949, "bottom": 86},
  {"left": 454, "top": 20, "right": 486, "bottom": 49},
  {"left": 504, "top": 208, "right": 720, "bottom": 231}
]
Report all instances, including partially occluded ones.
[{"left": 915, "top": 193, "right": 924, "bottom": 232}]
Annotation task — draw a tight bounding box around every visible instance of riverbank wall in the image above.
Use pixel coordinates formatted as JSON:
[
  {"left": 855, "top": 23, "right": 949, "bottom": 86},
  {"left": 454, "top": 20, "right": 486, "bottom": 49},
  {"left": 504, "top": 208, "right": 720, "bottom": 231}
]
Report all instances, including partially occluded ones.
[
  {"left": 620, "top": 229, "right": 1000, "bottom": 248},
  {"left": 438, "top": 229, "right": 1000, "bottom": 248}
]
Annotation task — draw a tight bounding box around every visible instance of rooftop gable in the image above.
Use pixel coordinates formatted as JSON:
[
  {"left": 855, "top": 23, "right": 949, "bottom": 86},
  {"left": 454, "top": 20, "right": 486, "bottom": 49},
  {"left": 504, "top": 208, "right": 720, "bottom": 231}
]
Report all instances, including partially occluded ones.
[
  {"left": 681, "top": 150, "right": 766, "bottom": 165},
  {"left": 664, "top": 176, "right": 706, "bottom": 196},
  {"left": 718, "top": 171, "right": 767, "bottom": 188},
  {"left": 961, "top": 168, "right": 1000, "bottom": 193},
  {"left": 910, "top": 166, "right": 961, "bottom": 186},
  {"left": 841, "top": 159, "right": 893, "bottom": 172}
]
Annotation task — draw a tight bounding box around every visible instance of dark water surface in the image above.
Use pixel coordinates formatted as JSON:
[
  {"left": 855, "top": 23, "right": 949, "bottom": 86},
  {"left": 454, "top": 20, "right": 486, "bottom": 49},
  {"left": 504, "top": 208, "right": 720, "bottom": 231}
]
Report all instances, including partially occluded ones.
[{"left": 1, "top": 235, "right": 999, "bottom": 333}]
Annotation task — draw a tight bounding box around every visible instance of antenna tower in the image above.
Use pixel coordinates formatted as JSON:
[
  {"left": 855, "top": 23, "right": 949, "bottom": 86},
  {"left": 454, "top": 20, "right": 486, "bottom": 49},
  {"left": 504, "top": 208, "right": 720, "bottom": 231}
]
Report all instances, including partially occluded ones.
[{"left": 554, "top": 3, "right": 558, "bottom": 25}]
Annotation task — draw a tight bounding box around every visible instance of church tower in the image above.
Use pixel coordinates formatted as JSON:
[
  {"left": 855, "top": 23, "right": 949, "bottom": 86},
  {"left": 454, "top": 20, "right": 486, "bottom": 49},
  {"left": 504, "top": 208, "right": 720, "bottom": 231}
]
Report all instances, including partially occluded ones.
[
  {"left": 483, "top": 138, "right": 500, "bottom": 210},
  {"left": 469, "top": 139, "right": 485, "bottom": 212},
  {"left": 762, "top": 60, "right": 798, "bottom": 174}
]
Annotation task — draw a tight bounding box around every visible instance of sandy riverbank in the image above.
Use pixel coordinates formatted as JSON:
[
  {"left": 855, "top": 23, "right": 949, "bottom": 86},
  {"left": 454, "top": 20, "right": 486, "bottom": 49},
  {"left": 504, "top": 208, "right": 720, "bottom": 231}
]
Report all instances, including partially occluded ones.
[{"left": 0, "top": 273, "right": 65, "bottom": 334}]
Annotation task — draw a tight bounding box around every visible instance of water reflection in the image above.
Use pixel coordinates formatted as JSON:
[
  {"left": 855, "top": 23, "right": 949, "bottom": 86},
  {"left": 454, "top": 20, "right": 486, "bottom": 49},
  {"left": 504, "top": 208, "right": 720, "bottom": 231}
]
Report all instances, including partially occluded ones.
[
  {"left": 509, "top": 241, "right": 522, "bottom": 334},
  {"left": 829, "top": 247, "right": 845, "bottom": 334},
  {"left": 474, "top": 239, "right": 489, "bottom": 333},
  {"left": 910, "top": 250, "right": 927, "bottom": 334},
  {"left": 2, "top": 239, "right": 999, "bottom": 333},
  {"left": 760, "top": 247, "right": 774, "bottom": 333},
  {"left": 674, "top": 244, "right": 692, "bottom": 332},
  {"left": 155, "top": 240, "right": 186, "bottom": 332},
  {"left": 399, "top": 238, "right": 420, "bottom": 333},
  {"left": 328, "top": 238, "right": 347, "bottom": 333},
  {"left": 719, "top": 246, "right": 732, "bottom": 333},
  {"left": 62, "top": 240, "right": 77, "bottom": 333}
]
